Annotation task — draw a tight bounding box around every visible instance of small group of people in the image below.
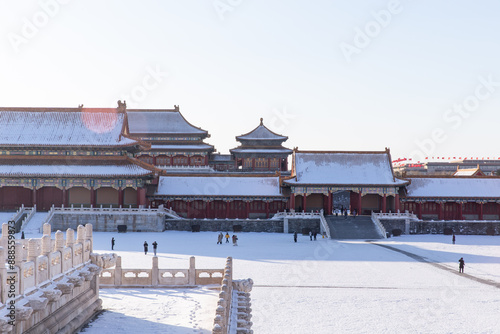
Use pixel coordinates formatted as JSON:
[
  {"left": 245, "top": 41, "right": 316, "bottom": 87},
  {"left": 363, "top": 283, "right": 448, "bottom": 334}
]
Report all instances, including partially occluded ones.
[
  {"left": 111, "top": 237, "right": 158, "bottom": 256},
  {"left": 143, "top": 240, "right": 158, "bottom": 256},
  {"left": 217, "top": 232, "right": 238, "bottom": 246},
  {"left": 309, "top": 230, "right": 318, "bottom": 241}
]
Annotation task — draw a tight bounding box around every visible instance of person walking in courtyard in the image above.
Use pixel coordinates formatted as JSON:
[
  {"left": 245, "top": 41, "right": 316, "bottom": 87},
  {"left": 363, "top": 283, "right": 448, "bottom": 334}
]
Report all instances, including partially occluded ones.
[
  {"left": 293, "top": 231, "right": 298, "bottom": 243},
  {"left": 225, "top": 232, "right": 230, "bottom": 243},
  {"left": 217, "top": 232, "right": 223, "bottom": 244},
  {"left": 152, "top": 241, "right": 158, "bottom": 256},
  {"left": 309, "top": 230, "right": 313, "bottom": 241},
  {"left": 232, "top": 234, "right": 238, "bottom": 246},
  {"left": 344, "top": 210, "right": 348, "bottom": 219},
  {"left": 111, "top": 237, "right": 115, "bottom": 250},
  {"left": 458, "top": 257, "right": 465, "bottom": 273},
  {"left": 143, "top": 241, "right": 148, "bottom": 255},
  {"left": 313, "top": 231, "right": 317, "bottom": 240},
  {"left": 452, "top": 233, "right": 456, "bottom": 244}
]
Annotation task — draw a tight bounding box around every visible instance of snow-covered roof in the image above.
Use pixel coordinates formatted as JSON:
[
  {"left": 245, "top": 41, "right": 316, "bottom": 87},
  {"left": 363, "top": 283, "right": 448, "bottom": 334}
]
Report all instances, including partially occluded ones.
[
  {"left": 0, "top": 160, "right": 153, "bottom": 177},
  {"left": 0, "top": 109, "right": 137, "bottom": 147},
  {"left": 236, "top": 119, "right": 288, "bottom": 141},
  {"left": 230, "top": 148, "right": 292, "bottom": 154},
  {"left": 406, "top": 178, "right": 500, "bottom": 198},
  {"left": 285, "top": 151, "right": 407, "bottom": 186},
  {"left": 150, "top": 144, "right": 213, "bottom": 151},
  {"left": 453, "top": 167, "right": 483, "bottom": 177},
  {"left": 155, "top": 176, "right": 283, "bottom": 197},
  {"left": 454, "top": 170, "right": 478, "bottom": 176},
  {"left": 210, "top": 154, "right": 233, "bottom": 161},
  {"left": 127, "top": 109, "right": 207, "bottom": 135}
]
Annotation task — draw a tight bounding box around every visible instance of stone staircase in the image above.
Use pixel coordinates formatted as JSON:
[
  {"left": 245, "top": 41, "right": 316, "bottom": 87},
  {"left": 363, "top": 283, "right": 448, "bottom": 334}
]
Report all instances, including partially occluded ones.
[{"left": 326, "top": 215, "right": 385, "bottom": 239}]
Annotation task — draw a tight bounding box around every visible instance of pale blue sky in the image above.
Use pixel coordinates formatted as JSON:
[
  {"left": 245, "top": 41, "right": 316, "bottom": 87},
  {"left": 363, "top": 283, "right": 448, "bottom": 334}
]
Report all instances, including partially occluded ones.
[{"left": 1, "top": 0, "right": 499, "bottom": 161}]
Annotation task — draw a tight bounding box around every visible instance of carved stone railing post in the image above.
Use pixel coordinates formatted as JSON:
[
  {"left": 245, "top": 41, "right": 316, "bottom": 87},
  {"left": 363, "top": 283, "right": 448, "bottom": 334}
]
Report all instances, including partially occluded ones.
[
  {"left": 54, "top": 230, "right": 64, "bottom": 252},
  {"left": 152, "top": 256, "right": 159, "bottom": 286},
  {"left": 189, "top": 256, "right": 196, "bottom": 285},
  {"left": 43, "top": 223, "right": 51, "bottom": 236},
  {"left": 28, "top": 238, "right": 38, "bottom": 262},
  {"left": 41, "top": 235, "right": 51, "bottom": 256},
  {"left": 14, "top": 242, "right": 24, "bottom": 296},
  {"left": 85, "top": 224, "right": 93, "bottom": 252},
  {"left": 66, "top": 228, "right": 75, "bottom": 248},
  {"left": 76, "top": 225, "right": 85, "bottom": 263},
  {"left": 0, "top": 247, "right": 7, "bottom": 303},
  {"left": 15, "top": 242, "right": 24, "bottom": 266},
  {"left": 114, "top": 256, "right": 122, "bottom": 286},
  {"left": 1, "top": 223, "right": 9, "bottom": 249},
  {"left": 76, "top": 225, "right": 85, "bottom": 245}
]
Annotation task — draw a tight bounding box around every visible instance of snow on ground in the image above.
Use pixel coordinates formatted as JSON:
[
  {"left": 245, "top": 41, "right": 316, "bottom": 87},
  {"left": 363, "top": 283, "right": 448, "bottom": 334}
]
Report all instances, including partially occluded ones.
[
  {"left": 22, "top": 212, "right": 49, "bottom": 233},
  {"left": 80, "top": 288, "right": 218, "bottom": 334},
  {"left": 53, "top": 231, "right": 500, "bottom": 334},
  {"left": 0, "top": 212, "right": 16, "bottom": 224}
]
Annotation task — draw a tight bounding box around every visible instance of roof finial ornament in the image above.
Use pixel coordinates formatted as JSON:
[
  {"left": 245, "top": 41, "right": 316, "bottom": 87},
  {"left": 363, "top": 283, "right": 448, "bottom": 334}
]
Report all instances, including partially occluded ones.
[
  {"left": 78, "top": 104, "right": 83, "bottom": 109},
  {"left": 117, "top": 100, "right": 127, "bottom": 112},
  {"left": 260, "top": 117, "right": 263, "bottom": 125}
]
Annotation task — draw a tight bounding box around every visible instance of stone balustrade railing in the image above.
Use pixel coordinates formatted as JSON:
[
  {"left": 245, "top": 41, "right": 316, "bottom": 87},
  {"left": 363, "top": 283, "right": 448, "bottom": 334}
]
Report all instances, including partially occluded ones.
[
  {"left": 19, "top": 206, "right": 36, "bottom": 232},
  {"left": 212, "top": 257, "right": 254, "bottom": 334},
  {"left": 42, "top": 203, "right": 182, "bottom": 219},
  {"left": 272, "top": 209, "right": 324, "bottom": 219},
  {"left": 372, "top": 210, "right": 419, "bottom": 220},
  {"left": 0, "top": 223, "right": 94, "bottom": 301},
  {"left": 370, "top": 213, "right": 388, "bottom": 239},
  {"left": 99, "top": 256, "right": 224, "bottom": 287},
  {"left": 8, "top": 205, "right": 25, "bottom": 226},
  {"left": 0, "top": 222, "right": 102, "bottom": 333}
]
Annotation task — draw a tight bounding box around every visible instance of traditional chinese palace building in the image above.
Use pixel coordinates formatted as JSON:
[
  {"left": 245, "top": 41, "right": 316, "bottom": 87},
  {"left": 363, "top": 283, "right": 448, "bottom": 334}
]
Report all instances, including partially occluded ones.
[
  {"left": 284, "top": 149, "right": 409, "bottom": 215},
  {"left": 0, "top": 106, "right": 161, "bottom": 210},
  {"left": 401, "top": 177, "right": 500, "bottom": 220},
  {"left": 0, "top": 103, "right": 499, "bottom": 221}
]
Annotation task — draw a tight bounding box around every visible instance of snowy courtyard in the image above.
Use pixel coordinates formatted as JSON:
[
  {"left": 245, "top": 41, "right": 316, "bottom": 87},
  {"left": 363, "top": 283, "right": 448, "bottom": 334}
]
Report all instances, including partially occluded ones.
[{"left": 36, "top": 230, "right": 499, "bottom": 334}]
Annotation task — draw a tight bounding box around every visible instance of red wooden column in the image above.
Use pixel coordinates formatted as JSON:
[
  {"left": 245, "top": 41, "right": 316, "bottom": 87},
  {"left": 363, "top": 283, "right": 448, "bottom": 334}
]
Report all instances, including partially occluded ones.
[
  {"left": 252, "top": 159, "right": 255, "bottom": 171},
  {"left": 327, "top": 192, "right": 333, "bottom": 215},
  {"left": 186, "top": 201, "right": 191, "bottom": 218},
  {"left": 357, "top": 192, "right": 362, "bottom": 215},
  {"left": 205, "top": 200, "right": 210, "bottom": 218},
  {"left": 457, "top": 202, "right": 463, "bottom": 220},
  {"left": 395, "top": 193, "right": 400, "bottom": 212},
  {"left": 32, "top": 188, "right": 37, "bottom": 207},
  {"left": 265, "top": 201, "right": 270, "bottom": 218},
  {"left": 205, "top": 155, "right": 209, "bottom": 166},
  {"left": 289, "top": 193, "right": 295, "bottom": 211},
  {"left": 187, "top": 156, "right": 191, "bottom": 166},
  {"left": 152, "top": 156, "right": 157, "bottom": 166},
  {"left": 62, "top": 188, "right": 68, "bottom": 207},
  {"left": 118, "top": 188, "right": 124, "bottom": 207},
  {"left": 417, "top": 202, "right": 422, "bottom": 219},
  {"left": 268, "top": 158, "right": 271, "bottom": 171},
  {"left": 90, "top": 187, "right": 96, "bottom": 207},
  {"left": 302, "top": 195, "right": 307, "bottom": 212},
  {"left": 225, "top": 201, "right": 230, "bottom": 218},
  {"left": 381, "top": 194, "right": 387, "bottom": 213},
  {"left": 497, "top": 202, "right": 500, "bottom": 220},
  {"left": 136, "top": 187, "right": 147, "bottom": 207},
  {"left": 245, "top": 201, "right": 250, "bottom": 218},
  {"left": 438, "top": 202, "right": 444, "bottom": 220},
  {"left": 478, "top": 202, "right": 484, "bottom": 220}
]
